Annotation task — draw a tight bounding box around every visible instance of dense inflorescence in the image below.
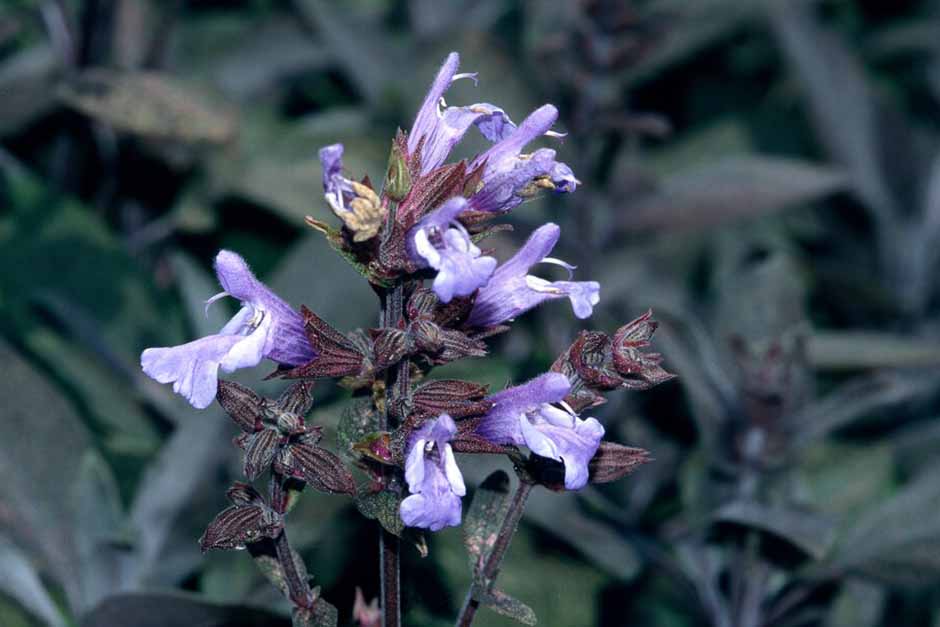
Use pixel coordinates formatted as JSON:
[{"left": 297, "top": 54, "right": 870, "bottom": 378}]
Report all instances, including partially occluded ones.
[{"left": 140, "top": 51, "right": 673, "bottom": 626}]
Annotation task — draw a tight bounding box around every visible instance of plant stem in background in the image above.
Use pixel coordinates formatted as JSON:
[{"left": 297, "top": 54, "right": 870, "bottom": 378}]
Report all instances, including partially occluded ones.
[{"left": 454, "top": 478, "right": 534, "bottom": 627}]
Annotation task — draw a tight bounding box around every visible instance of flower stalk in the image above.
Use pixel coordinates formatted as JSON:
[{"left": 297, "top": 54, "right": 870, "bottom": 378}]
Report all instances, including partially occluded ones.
[
  {"left": 454, "top": 476, "right": 534, "bottom": 627},
  {"left": 269, "top": 471, "right": 315, "bottom": 609}
]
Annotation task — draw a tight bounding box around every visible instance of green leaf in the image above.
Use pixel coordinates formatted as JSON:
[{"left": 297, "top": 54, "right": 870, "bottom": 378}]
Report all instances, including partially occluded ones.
[
  {"left": 0, "top": 536, "right": 67, "bottom": 627},
  {"left": 767, "top": 0, "right": 898, "bottom": 222},
  {"left": 292, "top": 0, "right": 402, "bottom": 106},
  {"left": 807, "top": 331, "right": 940, "bottom": 370},
  {"left": 0, "top": 44, "right": 58, "bottom": 137},
  {"left": 0, "top": 339, "right": 92, "bottom": 612},
  {"left": 58, "top": 70, "right": 236, "bottom": 144},
  {"left": 825, "top": 579, "right": 885, "bottom": 627},
  {"left": 200, "top": 551, "right": 260, "bottom": 604},
  {"left": 525, "top": 487, "right": 642, "bottom": 580},
  {"left": 127, "top": 402, "right": 232, "bottom": 586},
  {"left": 212, "top": 108, "right": 381, "bottom": 226},
  {"left": 0, "top": 164, "right": 183, "bottom": 361},
  {"left": 796, "top": 443, "right": 895, "bottom": 522},
  {"left": 463, "top": 470, "right": 512, "bottom": 574},
  {"left": 434, "top": 519, "right": 606, "bottom": 626},
  {"left": 71, "top": 451, "right": 131, "bottom": 609},
  {"left": 337, "top": 401, "right": 381, "bottom": 461},
  {"left": 473, "top": 585, "right": 537, "bottom": 626},
  {"left": 251, "top": 549, "right": 310, "bottom": 600},
  {"left": 815, "top": 469, "right": 940, "bottom": 586},
  {"left": 356, "top": 490, "right": 404, "bottom": 537},
  {"left": 618, "top": 0, "right": 759, "bottom": 88},
  {"left": 23, "top": 327, "right": 160, "bottom": 457},
  {"left": 292, "top": 600, "right": 338, "bottom": 627},
  {"left": 624, "top": 157, "right": 846, "bottom": 233},
  {"left": 712, "top": 500, "right": 836, "bottom": 560},
  {"left": 790, "top": 372, "right": 937, "bottom": 450},
  {"left": 80, "top": 592, "right": 291, "bottom": 627}
]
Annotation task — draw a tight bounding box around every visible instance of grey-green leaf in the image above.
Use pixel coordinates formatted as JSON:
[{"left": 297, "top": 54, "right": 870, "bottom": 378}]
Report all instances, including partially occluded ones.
[
  {"left": 356, "top": 490, "right": 404, "bottom": 537},
  {"left": 463, "top": 470, "right": 512, "bottom": 574},
  {"left": 0, "top": 536, "right": 67, "bottom": 627},
  {"left": 623, "top": 157, "right": 846, "bottom": 233},
  {"left": 474, "top": 585, "right": 537, "bottom": 626},
  {"left": 81, "top": 592, "right": 290, "bottom": 627},
  {"left": 712, "top": 500, "right": 836, "bottom": 560},
  {"left": 292, "top": 600, "right": 339, "bottom": 627}
]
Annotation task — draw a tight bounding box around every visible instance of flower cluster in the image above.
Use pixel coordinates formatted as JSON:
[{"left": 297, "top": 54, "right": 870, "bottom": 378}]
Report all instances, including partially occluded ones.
[{"left": 140, "top": 52, "right": 670, "bottom": 551}]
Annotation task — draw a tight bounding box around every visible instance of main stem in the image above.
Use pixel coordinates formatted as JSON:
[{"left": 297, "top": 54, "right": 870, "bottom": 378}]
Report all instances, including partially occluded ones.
[
  {"left": 379, "top": 280, "right": 407, "bottom": 627},
  {"left": 454, "top": 479, "right": 534, "bottom": 627}
]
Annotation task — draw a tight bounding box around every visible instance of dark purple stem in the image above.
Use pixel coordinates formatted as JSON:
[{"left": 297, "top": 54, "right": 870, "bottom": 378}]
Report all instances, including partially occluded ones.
[
  {"left": 270, "top": 473, "right": 313, "bottom": 608},
  {"left": 379, "top": 276, "right": 407, "bottom": 627},
  {"left": 454, "top": 478, "right": 534, "bottom": 627}
]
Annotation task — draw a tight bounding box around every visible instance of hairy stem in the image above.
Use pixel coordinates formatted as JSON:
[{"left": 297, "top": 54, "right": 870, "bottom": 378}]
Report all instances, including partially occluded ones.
[
  {"left": 379, "top": 278, "right": 408, "bottom": 627},
  {"left": 454, "top": 478, "right": 534, "bottom": 627},
  {"left": 270, "top": 473, "right": 312, "bottom": 608}
]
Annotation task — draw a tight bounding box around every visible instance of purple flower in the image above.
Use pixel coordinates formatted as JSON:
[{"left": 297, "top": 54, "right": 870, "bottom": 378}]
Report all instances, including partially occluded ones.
[
  {"left": 408, "top": 197, "right": 497, "bottom": 303},
  {"left": 400, "top": 414, "right": 466, "bottom": 531},
  {"left": 466, "top": 223, "right": 599, "bottom": 326},
  {"left": 319, "top": 143, "right": 355, "bottom": 214},
  {"left": 141, "top": 251, "right": 316, "bottom": 409},
  {"left": 406, "top": 52, "right": 578, "bottom": 210},
  {"left": 408, "top": 52, "right": 516, "bottom": 175},
  {"left": 476, "top": 373, "right": 604, "bottom": 490},
  {"left": 467, "top": 105, "right": 579, "bottom": 214}
]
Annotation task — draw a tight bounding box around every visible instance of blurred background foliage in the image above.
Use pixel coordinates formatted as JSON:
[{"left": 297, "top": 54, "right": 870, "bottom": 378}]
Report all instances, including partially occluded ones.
[{"left": 3, "top": 0, "right": 940, "bottom": 625}]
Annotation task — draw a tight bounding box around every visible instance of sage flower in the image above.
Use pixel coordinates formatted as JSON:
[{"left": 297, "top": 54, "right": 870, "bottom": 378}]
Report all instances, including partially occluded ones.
[
  {"left": 467, "top": 223, "right": 599, "bottom": 326},
  {"left": 468, "top": 105, "right": 579, "bottom": 214},
  {"left": 400, "top": 414, "right": 466, "bottom": 531},
  {"left": 476, "top": 373, "right": 604, "bottom": 490},
  {"left": 141, "top": 251, "right": 316, "bottom": 409},
  {"left": 408, "top": 52, "right": 515, "bottom": 175},
  {"left": 319, "top": 143, "right": 355, "bottom": 214},
  {"left": 408, "top": 196, "right": 497, "bottom": 303}
]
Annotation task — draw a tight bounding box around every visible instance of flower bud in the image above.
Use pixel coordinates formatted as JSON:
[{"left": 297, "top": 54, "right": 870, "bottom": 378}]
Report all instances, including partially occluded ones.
[
  {"left": 383, "top": 132, "right": 412, "bottom": 201},
  {"left": 588, "top": 441, "right": 651, "bottom": 484}
]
